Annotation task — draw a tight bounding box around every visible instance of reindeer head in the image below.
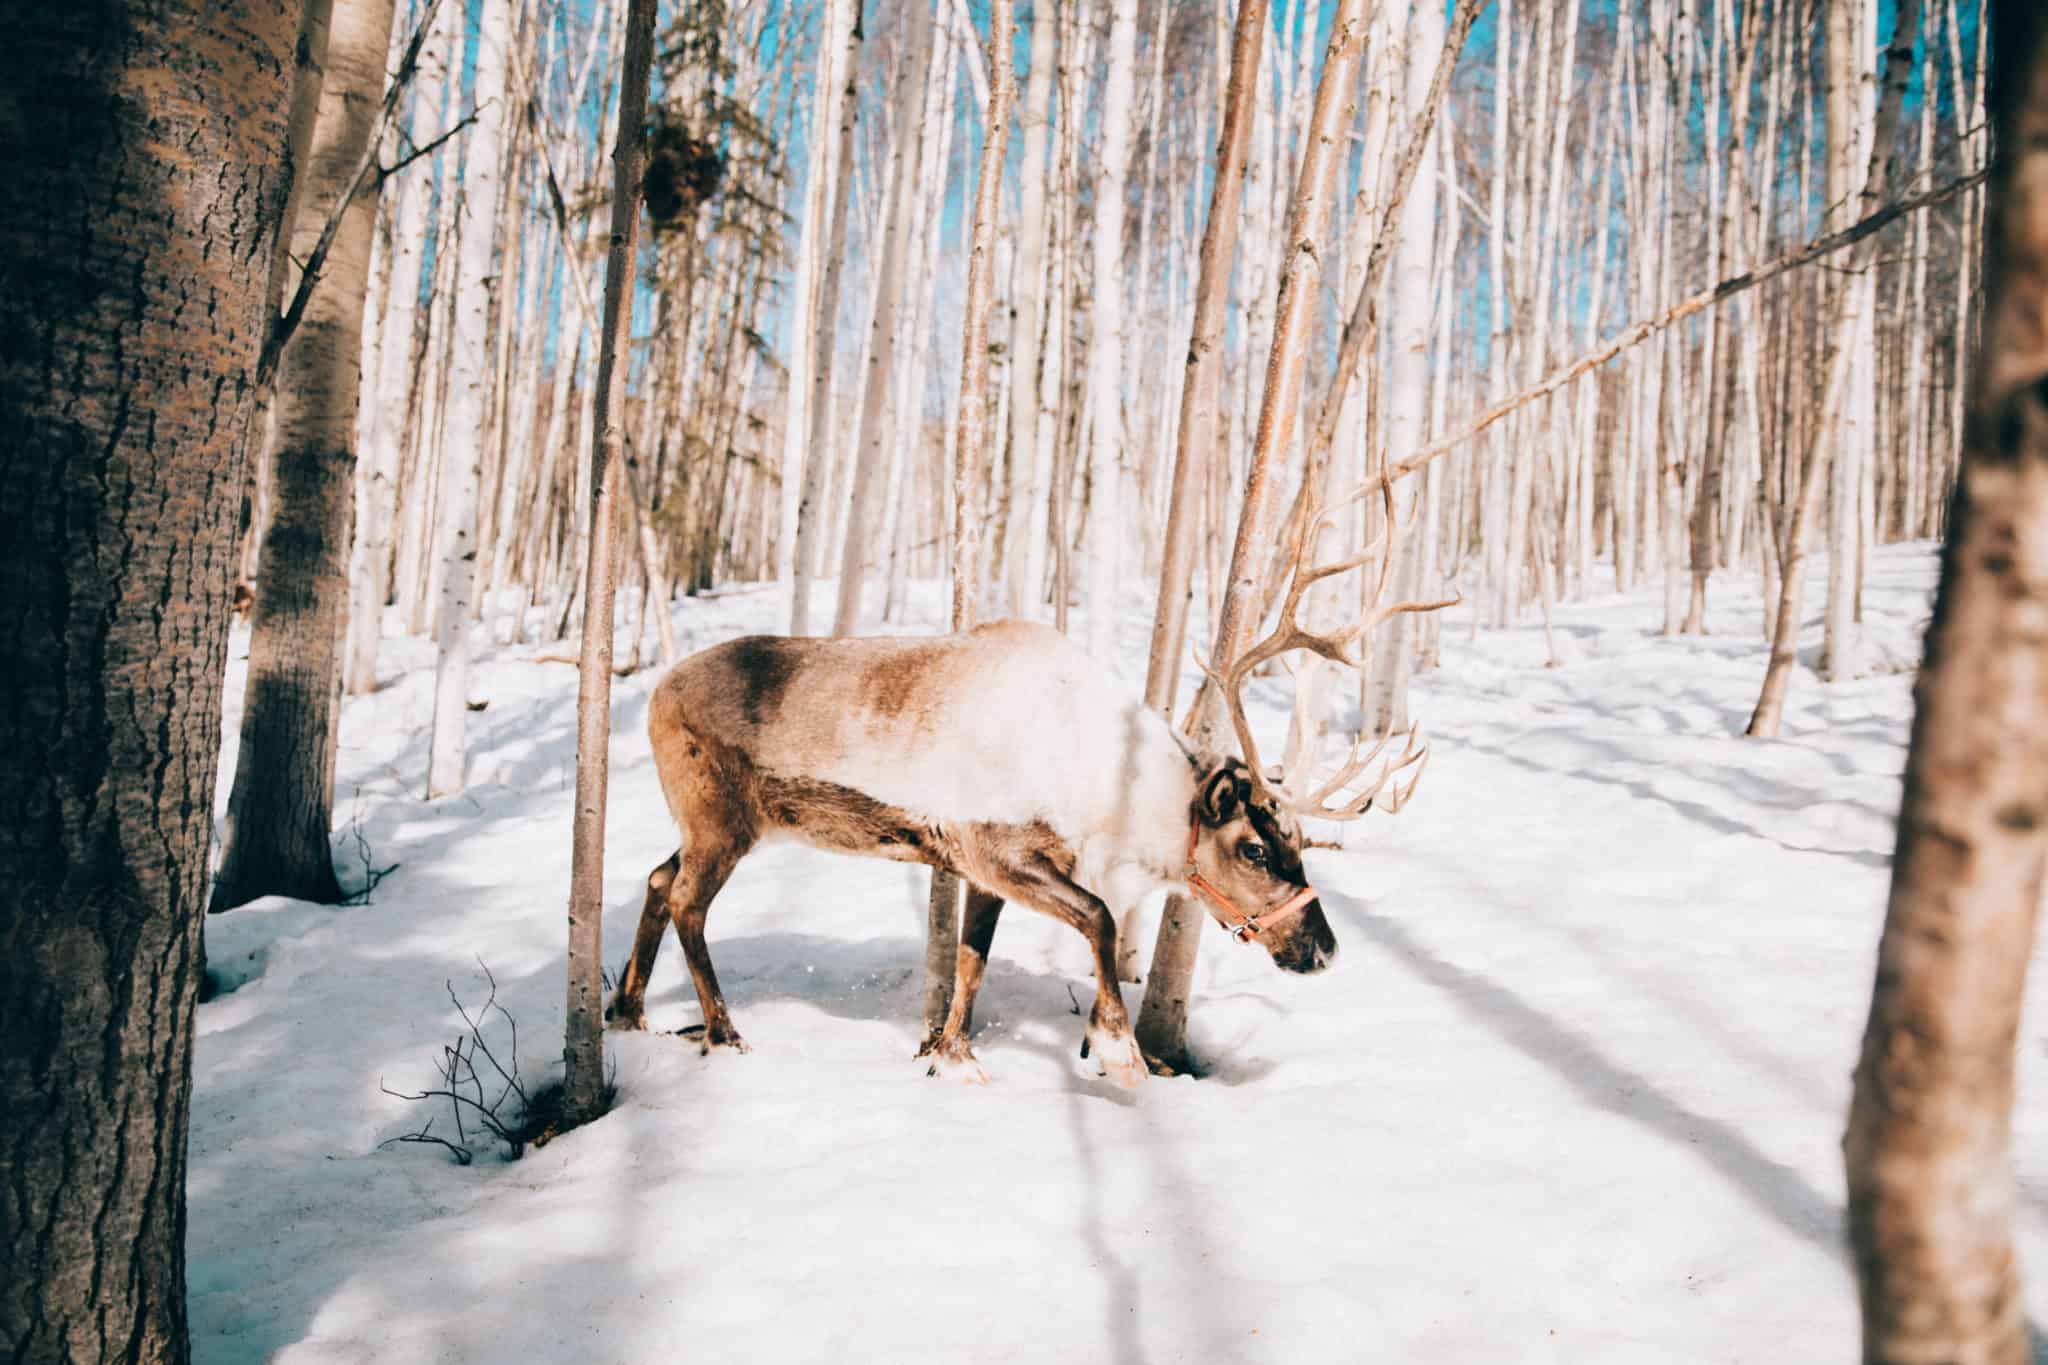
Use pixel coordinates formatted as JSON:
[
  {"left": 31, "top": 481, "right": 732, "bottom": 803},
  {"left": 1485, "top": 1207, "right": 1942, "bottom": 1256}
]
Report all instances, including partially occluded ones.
[
  {"left": 1187, "top": 467, "right": 1457, "bottom": 971},
  {"left": 1185, "top": 756, "right": 1338, "bottom": 974}
]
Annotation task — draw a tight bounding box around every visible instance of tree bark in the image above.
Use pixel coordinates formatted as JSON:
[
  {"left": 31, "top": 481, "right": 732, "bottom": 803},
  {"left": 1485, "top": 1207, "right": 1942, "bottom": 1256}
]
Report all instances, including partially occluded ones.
[
  {"left": 213, "top": 0, "right": 401, "bottom": 913},
  {"left": 565, "top": 0, "right": 660, "bottom": 1127},
  {"left": 1845, "top": 8, "right": 2048, "bottom": 1358},
  {"left": 0, "top": 4, "right": 296, "bottom": 1357}
]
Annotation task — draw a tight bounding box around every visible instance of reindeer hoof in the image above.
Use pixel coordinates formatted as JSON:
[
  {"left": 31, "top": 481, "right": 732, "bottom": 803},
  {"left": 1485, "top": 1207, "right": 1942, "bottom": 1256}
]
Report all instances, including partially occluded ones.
[
  {"left": 677, "top": 1022, "right": 750, "bottom": 1055},
  {"left": 924, "top": 1034, "right": 990, "bottom": 1085},
  {"left": 604, "top": 998, "right": 647, "bottom": 1031},
  {"left": 1087, "top": 1026, "right": 1146, "bottom": 1090}
]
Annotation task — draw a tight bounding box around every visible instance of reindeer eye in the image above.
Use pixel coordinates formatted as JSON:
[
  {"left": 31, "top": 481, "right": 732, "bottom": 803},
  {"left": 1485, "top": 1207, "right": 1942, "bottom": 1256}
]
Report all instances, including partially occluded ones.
[{"left": 1240, "top": 842, "right": 1269, "bottom": 867}]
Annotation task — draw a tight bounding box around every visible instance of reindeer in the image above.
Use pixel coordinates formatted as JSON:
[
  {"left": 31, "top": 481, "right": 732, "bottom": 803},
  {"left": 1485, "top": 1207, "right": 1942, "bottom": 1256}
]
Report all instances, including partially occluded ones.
[{"left": 605, "top": 480, "right": 1451, "bottom": 1088}]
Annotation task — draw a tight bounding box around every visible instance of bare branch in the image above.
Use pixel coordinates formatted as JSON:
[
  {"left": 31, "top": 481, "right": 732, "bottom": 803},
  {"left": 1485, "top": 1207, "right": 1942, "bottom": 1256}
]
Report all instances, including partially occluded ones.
[
  {"left": 1365, "top": 164, "right": 1985, "bottom": 494},
  {"left": 257, "top": 0, "right": 452, "bottom": 387},
  {"left": 379, "top": 105, "right": 482, "bottom": 181}
]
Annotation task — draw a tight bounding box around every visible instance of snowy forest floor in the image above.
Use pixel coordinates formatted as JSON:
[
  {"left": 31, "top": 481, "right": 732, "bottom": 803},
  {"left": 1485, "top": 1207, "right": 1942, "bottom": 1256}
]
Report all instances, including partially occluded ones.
[{"left": 189, "top": 543, "right": 2048, "bottom": 1363}]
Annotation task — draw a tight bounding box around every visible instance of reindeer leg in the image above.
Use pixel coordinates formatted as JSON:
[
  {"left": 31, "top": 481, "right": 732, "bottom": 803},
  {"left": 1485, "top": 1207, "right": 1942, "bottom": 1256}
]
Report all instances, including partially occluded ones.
[
  {"left": 1072, "top": 898, "right": 1147, "bottom": 1090},
  {"left": 607, "top": 852, "right": 681, "bottom": 1030},
  {"left": 665, "top": 836, "right": 751, "bottom": 1054},
  {"left": 969, "top": 847, "right": 1144, "bottom": 1090},
  {"left": 926, "top": 888, "right": 1004, "bottom": 1083}
]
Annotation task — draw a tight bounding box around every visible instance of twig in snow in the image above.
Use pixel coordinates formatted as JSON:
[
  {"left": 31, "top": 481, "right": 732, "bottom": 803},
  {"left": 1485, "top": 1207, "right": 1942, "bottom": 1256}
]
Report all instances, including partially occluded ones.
[
  {"left": 340, "top": 789, "right": 401, "bottom": 906},
  {"left": 380, "top": 964, "right": 605, "bottom": 1163}
]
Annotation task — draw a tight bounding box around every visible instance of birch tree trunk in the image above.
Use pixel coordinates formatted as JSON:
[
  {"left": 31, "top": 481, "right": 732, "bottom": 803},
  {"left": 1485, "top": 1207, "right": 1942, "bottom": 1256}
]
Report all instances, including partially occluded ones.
[
  {"left": 1137, "top": 0, "right": 1369, "bottom": 1070},
  {"left": 1082, "top": 0, "right": 1140, "bottom": 666},
  {"left": 347, "top": 0, "right": 458, "bottom": 695},
  {"left": 1845, "top": 9, "right": 2048, "bottom": 1357},
  {"left": 788, "top": 2, "right": 861, "bottom": 634},
  {"left": 1822, "top": 0, "right": 1876, "bottom": 680},
  {"left": 0, "top": 5, "right": 295, "bottom": 1355},
  {"left": 566, "top": 0, "right": 659, "bottom": 1128},
  {"left": 1003, "top": 0, "right": 1059, "bottom": 619},
  {"left": 1369, "top": 0, "right": 1444, "bottom": 734},
  {"left": 1684, "top": 5, "right": 1759, "bottom": 634},
  {"left": 213, "top": 0, "right": 400, "bottom": 912},
  {"left": 1142, "top": 0, "right": 1270, "bottom": 717},
  {"left": 427, "top": 0, "right": 516, "bottom": 797},
  {"left": 778, "top": 0, "right": 846, "bottom": 593},
  {"left": 833, "top": 0, "right": 936, "bottom": 636},
  {"left": 922, "top": 0, "right": 1014, "bottom": 1051}
]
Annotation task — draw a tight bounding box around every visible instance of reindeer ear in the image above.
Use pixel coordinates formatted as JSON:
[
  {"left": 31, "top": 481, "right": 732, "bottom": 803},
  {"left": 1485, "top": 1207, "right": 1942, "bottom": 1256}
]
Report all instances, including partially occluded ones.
[{"left": 1198, "top": 762, "right": 1248, "bottom": 825}]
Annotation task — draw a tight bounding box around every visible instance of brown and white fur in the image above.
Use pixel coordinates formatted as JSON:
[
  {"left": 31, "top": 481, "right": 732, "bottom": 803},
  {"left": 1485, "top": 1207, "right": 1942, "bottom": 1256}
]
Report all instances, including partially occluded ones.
[{"left": 605, "top": 619, "right": 1337, "bottom": 1088}]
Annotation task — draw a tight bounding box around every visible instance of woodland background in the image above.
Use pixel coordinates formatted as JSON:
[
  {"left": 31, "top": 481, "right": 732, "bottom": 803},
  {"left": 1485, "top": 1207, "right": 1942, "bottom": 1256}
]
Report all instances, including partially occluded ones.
[{"left": 8, "top": 0, "right": 2040, "bottom": 1361}]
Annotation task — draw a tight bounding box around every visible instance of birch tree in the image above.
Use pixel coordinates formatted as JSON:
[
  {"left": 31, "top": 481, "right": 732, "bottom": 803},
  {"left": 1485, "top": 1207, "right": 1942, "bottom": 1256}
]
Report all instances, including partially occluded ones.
[
  {"left": 923, "top": 0, "right": 1015, "bottom": 1053},
  {"left": 1143, "top": 0, "right": 1269, "bottom": 718},
  {"left": 788, "top": 6, "right": 862, "bottom": 634},
  {"left": 834, "top": 1, "right": 937, "bottom": 636},
  {"left": 1367, "top": 0, "right": 1446, "bottom": 734},
  {"left": 1002, "top": 0, "right": 1060, "bottom": 619},
  {"left": 1822, "top": 0, "right": 1879, "bottom": 680},
  {"left": 779, "top": 0, "right": 847, "bottom": 596},
  {"left": 1138, "top": 0, "right": 1369, "bottom": 1069},
  {"left": 566, "top": 0, "right": 660, "bottom": 1127},
  {"left": 347, "top": 0, "right": 461, "bottom": 695},
  {"left": 1748, "top": 0, "right": 1922, "bottom": 738},
  {"left": 1082, "top": 0, "right": 1140, "bottom": 665},
  {"left": 427, "top": 0, "right": 516, "bottom": 797}
]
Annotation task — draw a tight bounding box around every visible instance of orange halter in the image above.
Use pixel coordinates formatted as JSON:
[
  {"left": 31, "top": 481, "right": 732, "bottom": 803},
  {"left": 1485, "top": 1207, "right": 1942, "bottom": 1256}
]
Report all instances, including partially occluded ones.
[{"left": 1183, "top": 820, "right": 1319, "bottom": 944}]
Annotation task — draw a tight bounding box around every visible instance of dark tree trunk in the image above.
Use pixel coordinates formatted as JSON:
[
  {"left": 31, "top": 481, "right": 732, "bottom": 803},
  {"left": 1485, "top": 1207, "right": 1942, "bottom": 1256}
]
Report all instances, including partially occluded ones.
[
  {"left": 1845, "top": 5, "right": 2048, "bottom": 1360},
  {"left": 213, "top": 0, "right": 399, "bottom": 913},
  {"left": 0, "top": 4, "right": 298, "bottom": 1362}
]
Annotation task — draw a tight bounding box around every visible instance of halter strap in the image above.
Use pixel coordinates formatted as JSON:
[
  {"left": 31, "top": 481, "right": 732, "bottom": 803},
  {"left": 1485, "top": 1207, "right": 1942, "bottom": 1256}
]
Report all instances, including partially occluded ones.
[{"left": 1183, "top": 820, "right": 1319, "bottom": 944}]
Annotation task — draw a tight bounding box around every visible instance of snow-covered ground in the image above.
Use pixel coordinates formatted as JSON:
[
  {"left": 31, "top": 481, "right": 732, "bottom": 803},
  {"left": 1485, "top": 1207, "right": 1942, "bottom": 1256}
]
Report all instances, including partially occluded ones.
[{"left": 189, "top": 545, "right": 2048, "bottom": 1363}]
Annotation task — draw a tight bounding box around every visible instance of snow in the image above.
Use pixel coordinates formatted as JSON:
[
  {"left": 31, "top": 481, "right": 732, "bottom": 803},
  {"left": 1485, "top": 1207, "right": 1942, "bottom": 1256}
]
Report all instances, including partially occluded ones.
[{"left": 190, "top": 545, "right": 2048, "bottom": 1362}]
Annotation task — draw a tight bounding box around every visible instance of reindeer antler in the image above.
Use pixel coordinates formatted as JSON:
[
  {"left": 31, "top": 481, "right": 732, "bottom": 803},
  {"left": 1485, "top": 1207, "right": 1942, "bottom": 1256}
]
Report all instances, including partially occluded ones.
[{"left": 1214, "top": 472, "right": 1457, "bottom": 822}]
